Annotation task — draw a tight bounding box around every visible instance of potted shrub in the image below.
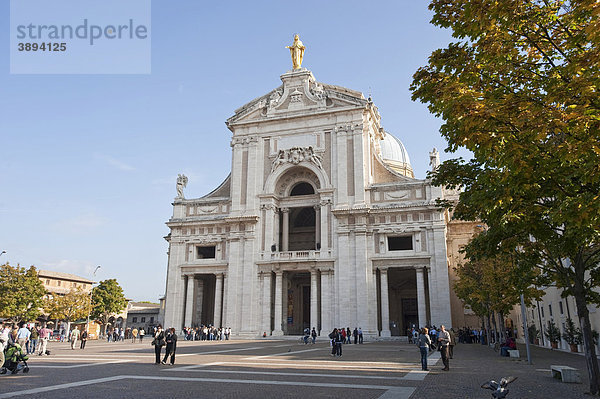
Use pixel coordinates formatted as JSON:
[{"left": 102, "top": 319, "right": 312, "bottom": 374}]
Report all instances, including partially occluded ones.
[
  {"left": 564, "top": 318, "right": 583, "bottom": 352},
  {"left": 528, "top": 323, "right": 540, "bottom": 345},
  {"left": 545, "top": 320, "right": 561, "bottom": 349}
]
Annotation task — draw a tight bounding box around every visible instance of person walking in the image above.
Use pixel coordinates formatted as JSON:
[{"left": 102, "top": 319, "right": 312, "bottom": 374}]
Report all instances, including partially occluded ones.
[
  {"left": 311, "top": 327, "right": 317, "bottom": 344},
  {"left": 16, "top": 322, "right": 30, "bottom": 351},
  {"left": 153, "top": 325, "right": 166, "bottom": 364},
  {"left": 417, "top": 327, "right": 432, "bottom": 371},
  {"left": 132, "top": 327, "right": 138, "bottom": 343},
  {"left": 437, "top": 325, "right": 451, "bottom": 371},
  {"left": 161, "top": 328, "right": 177, "bottom": 365},
  {"left": 38, "top": 324, "right": 52, "bottom": 356},
  {"left": 0, "top": 321, "right": 9, "bottom": 367},
  {"left": 80, "top": 329, "right": 88, "bottom": 349},
  {"left": 139, "top": 327, "right": 145, "bottom": 343},
  {"left": 70, "top": 327, "right": 80, "bottom": 350},
  {"left": 29, "top": 326, "right": 39, "bottom": 355},
  {"left": 335, "top": 328, "right": 343, "bottom": 356},
  {"left": 448, "top": 328, "right": 457, "bottom": 359}
]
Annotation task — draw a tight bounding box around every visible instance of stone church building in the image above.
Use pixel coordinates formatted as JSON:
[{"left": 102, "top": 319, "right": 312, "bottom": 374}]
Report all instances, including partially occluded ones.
[{"left": 163, "top": 50, "right": 477, "bottom": 337}]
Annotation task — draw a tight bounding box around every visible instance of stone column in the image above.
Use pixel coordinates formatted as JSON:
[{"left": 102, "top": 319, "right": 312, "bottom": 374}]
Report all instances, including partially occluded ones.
[
  {"left": 380, "top": 269, "right": 391, "bottom": 337},
  {"left": 320, "top": 200, "right": 329, "bottom": 250},
  {"left": 273, "top": 271, "right": 284, "bottom": 335},
  {"left": 310, "top": 270, "right": 318, "bottom": 331},
  {"left": 262, "top": 272, "right": 272, "bottom": 334},
  {"left": 416, "top": 267, "right": 427, "bottom": 328},
  {"left": 273, "top": 208, "right": 280, "bottom": 252},
  {"left": 281, "top": 208, "right": 290, "bottom": 252},
  {"left": 314, "top": 205, "right": 321, "bottom": 250},
  {"left": 195, "top": 279, "right": 204, "bottom": 325},
  {"left": 214, "top": 273, "right": 223, "bottom": 328},
  {"left": 221, "top": 273, "right": 228, "bottom": 328},
  {"left": 320, "top": 271, "right": 331, "bottom": 334},
  {"left": 184, "top": 275, "right": 195, "bottom": 327}
]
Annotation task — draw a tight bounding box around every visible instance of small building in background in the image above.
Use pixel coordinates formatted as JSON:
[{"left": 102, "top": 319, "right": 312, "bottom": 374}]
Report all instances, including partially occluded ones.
[
  {"left": 126, "top": 302, "right": 160, "bottom": 332},
  {"left": 37, "top": 269, "right": 100, "bottom": 338}
]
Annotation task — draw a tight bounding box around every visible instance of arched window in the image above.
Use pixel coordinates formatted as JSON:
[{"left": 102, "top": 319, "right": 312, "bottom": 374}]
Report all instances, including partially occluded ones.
[{"left": 290, "top": 182, "right": 314, "bottom": 196}]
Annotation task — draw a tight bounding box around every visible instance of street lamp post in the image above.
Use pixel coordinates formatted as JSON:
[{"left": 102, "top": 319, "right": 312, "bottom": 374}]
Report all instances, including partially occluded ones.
[{"left": 86, "top": 266, "right": 101, "bottom": 336}]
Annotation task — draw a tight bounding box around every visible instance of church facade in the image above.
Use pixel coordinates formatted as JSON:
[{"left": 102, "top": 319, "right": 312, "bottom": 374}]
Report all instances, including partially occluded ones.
[{"left": 163, "top": 55, "right": 475, "bottom": 337}]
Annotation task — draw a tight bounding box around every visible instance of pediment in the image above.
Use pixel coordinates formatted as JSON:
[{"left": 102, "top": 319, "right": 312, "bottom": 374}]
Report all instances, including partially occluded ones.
[{"left": 226, "top": 69, "right": 367, "bottom": 127}]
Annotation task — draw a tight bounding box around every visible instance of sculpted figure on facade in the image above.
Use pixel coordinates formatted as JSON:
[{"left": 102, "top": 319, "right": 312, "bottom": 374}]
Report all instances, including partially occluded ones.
[
  {"left": 306, "top": 146, "right": 323, "bottom": 169},
  {"left": 269, "top": 89, "right": 283, "bottom": 107},
  {"left": 309, "top": 81, "right": 324, "bottom": 100},
  {"left": 429, "top": 148, "right": 440, "bottom": 171},
  {"left": 176, "top": 174, "right": 188, "bottom": 199},
  {"left": 286, "top": 34, "right": 305, "bottom": 70},
  {"left": 271, "top": 150, "right": 286, "bottom": 173},
  {"left": 289, "top": 147, "right": 305, "bottom": 164},
  {"left": 270, "top": 146, "right": 324, "bottom": 173}
]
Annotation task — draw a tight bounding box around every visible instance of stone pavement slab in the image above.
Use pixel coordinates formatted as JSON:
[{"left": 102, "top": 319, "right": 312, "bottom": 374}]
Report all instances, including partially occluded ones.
[
  {"left": 412, "top": 342, "right": 593, "bottom": 398},
  {"left": 0, "top": 339, "right": 594, "bottom": 398}
]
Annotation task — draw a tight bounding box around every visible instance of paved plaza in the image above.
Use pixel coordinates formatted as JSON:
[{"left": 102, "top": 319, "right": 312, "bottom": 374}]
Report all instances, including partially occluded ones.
[{"left": 0, "top": 338, "right": 594, "bottom": 398}]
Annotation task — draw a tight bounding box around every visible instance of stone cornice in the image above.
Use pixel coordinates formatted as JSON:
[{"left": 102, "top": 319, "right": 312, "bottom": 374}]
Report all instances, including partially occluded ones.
[{"left": 224, "top": 215, "right": 260, "bottom": 224}]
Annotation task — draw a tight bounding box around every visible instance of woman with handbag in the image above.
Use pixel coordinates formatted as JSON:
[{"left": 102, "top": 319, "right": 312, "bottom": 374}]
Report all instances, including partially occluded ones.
[
  {"left": 161, "top": 328, "right": 177, "bottom": 365},
  {"left": 152, "top": 325, "right": 166, "bottom": 364}
]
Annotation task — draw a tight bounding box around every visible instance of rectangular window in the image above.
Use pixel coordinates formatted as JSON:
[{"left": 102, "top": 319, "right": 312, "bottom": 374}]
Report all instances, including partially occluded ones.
[
  {"left": 559, "top": 301, "right": 564, "bottom": 315},
  {"left": 150, "top": 317, "right": 154, "bottom": 323},
  {"left": 46, "top": 280, "right": 50, "bottom": 285},
  {"left": 387, "top": 236, "right": 413, "bottom": 251},
  {"left": 133, "top": 317, "right": 137, "bottom": 323},
  {"left": 57, "top": 281, "right": 61, "bottom": 286},
  {"left": 141, "top": 317, "right": 146, "bottom": 322},
  {"left": 197, "top": 245, "right": 216, "bottom": 259},
  {"left": 549, "top": 304, "right": 553, "bottom": 317},
  {"left": 541, "top": 307, "right": 544, "bottom": 318}
]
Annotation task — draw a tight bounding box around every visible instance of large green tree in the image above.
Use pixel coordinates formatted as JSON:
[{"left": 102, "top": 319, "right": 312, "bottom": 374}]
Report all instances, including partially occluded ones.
[
  {"left": 44, "top": 288, "right": 90, "bottom": 334},
  {"left": 411, "top": 0, "right": 600, "bottom": 393},
  {"left": 454, "top": 249, "right": 543, "bottom": 345},
  {"left": 0, "top": 263, "right": 46, "bottom": 323},
  {"left": 91, "top": 279, "right": 127, "bottom": 335}
]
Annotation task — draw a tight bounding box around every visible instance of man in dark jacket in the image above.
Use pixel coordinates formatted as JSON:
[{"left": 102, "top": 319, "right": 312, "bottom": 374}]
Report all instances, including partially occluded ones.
[{"left": 162, "top": 328, "right": 177, "bottom": 365}]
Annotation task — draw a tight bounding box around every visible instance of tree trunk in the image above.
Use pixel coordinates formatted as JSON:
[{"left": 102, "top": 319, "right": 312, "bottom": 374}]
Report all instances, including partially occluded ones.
[
  {"left": 486, "top": 312, "right": 492, "bottom": 346},
  {"left": 65, "top": 320, "right": 71, "bottom": 340},
  {"left": 492, "top": 311, "right": 499, "bottom": 343},
  {"left": 574, "top": 288, "right": 600, "bottom": 394},
  {"left": 499, "top": 312, "right": 507, "bottom": 343}
]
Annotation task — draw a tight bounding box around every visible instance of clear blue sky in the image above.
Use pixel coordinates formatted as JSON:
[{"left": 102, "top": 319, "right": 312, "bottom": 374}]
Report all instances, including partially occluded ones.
[{"left": 0, "top": 1, "right": 466, "bottom": 301}]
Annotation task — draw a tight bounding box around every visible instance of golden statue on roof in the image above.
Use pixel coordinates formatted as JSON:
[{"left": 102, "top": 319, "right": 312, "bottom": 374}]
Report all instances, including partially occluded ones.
[{"left": 286, "top": 34, "right": 305, "bottom": 70}]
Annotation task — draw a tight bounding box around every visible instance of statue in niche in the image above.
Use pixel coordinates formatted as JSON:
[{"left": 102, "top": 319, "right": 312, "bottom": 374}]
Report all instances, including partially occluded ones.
[
  {"left": 286, "top": 34, "right": 305, "bottom": 70},
  {"left": 176, "top": 174, "right": 188, "bottom": 199},
  {"left": 429, "top": 148, "right": 440, "bottom": 171}
]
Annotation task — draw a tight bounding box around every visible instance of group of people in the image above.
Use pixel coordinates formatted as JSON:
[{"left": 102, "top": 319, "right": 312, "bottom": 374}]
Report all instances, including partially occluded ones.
[
  {"left": 68, "top": 326, "right": 89, "bottom": 349},
  {"left": 414, "top": 325, "right": 455, "bottom": 371},
  {"left": 456, "top": 327, "right": 486, "bottom": 344},
  {"left": 0, "top": 321, "right": 54, "bottom": 360},
  {"left": 151, "top": 325, "right": 177, "bottom": 365},
  {"left": 182, "top": 326, "right": 231, "bottom": 341},
  {"left": 327, "top": 327, "right": 364, "bottom": 356}
]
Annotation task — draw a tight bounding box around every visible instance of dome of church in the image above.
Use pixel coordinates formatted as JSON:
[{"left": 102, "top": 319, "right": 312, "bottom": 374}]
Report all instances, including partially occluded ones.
[{"left": 379, "top": 132, "right": 414, "bottom": 178}]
